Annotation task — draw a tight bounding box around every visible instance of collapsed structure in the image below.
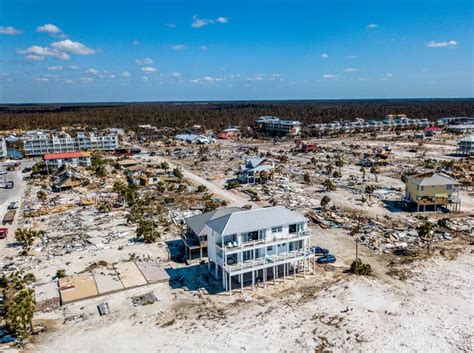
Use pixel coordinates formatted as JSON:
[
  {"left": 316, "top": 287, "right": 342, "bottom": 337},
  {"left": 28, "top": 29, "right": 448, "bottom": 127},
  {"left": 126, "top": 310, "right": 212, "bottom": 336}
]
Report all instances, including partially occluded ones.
[{"left": 206, "top": 206, "right": 314, "bottom": 293}]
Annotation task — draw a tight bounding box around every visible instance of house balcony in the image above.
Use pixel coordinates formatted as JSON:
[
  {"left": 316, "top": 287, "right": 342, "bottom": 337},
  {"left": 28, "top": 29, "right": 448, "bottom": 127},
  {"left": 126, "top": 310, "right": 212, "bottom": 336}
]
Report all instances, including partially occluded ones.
[
  {"left": 217, "top": 230, "right": 310, "bottom": 255},
  {"left": 224, "top": 249, "right": 314, "bottom": 275}
]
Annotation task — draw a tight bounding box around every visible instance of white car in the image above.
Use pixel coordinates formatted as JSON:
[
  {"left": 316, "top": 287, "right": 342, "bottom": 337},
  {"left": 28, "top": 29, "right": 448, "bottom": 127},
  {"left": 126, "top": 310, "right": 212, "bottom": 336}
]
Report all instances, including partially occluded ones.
[{"left": 0, "top": 170, "right": 7, "bottom": 175}]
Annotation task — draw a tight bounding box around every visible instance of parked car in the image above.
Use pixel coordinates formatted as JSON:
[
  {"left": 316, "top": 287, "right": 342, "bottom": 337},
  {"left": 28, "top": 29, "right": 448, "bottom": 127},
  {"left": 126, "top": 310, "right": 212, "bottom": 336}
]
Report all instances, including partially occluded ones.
[
  {"left": 0, "top": 170, "right": 7, "bottom": 175},
  {"left": 312, "top": 246, "right": 329, "bottom": 255},
  {"left": 22, "top": 167, "right": 32, "bottom": 173},
  {"left": 7, "top": 202, "right": 18, "bottom": 210},
  {"left": 316, "top": 254, "right": 336, "bottom": 264},
  {"left": 0, "top": 228, "right": 8, "bottom": 239}
]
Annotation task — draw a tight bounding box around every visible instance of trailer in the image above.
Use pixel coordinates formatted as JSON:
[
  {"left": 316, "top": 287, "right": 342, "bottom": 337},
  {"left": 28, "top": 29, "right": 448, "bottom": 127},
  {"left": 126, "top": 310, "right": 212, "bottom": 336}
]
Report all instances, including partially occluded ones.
[{"left": 2, "top": 210, "right": 16, "bottom": 225}]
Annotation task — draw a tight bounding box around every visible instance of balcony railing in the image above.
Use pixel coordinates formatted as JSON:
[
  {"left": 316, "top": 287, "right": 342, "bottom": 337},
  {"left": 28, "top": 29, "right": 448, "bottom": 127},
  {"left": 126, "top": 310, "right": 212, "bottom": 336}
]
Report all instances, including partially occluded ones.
[
  {"left": 217, "top": 230, "right": 310, "bottom": 253},
  {"left": 225, "top": 249, "right": 313, "bottom": 273}
]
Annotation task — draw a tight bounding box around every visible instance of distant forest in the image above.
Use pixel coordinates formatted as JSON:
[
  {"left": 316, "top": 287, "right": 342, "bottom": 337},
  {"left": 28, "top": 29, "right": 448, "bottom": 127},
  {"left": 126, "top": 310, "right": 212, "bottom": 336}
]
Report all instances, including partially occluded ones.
[{"left": 0, "top": 99, "right": 473, "bottom": 131}]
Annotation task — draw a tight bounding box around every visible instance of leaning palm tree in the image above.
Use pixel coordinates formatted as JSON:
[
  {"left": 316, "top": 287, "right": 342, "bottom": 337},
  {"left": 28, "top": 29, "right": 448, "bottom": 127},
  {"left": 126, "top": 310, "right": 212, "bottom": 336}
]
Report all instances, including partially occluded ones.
[
  {"left": 359, "top": 167, "right": 366, "bottom": 181},
  {"left": 323, "top": 178, "right": 336, "bottom": 191}
]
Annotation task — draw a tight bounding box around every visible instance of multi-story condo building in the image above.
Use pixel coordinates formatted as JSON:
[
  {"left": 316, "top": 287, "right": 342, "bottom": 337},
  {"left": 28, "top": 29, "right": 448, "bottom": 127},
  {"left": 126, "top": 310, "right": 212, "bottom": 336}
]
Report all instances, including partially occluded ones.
[
  {"left": 207, "top": 206, "right": 314, "bottom": 293},
  {"left": 404, "top": 172, "right": 461, "bottom": 212},
  {"left": 0, "top": 137, "right": 7, "bottom": 158},
  {"left": 23, "top": 131, "right": 119, "bottom": 156},
  {"left": 457, "top": 135, "right": 474, "bottom": 156},
  {"left": 256, "top": 116, "right": 302, "bottom": 137},
  {"left": 44, "top": 151, "right": 92, "bottom": 169}
]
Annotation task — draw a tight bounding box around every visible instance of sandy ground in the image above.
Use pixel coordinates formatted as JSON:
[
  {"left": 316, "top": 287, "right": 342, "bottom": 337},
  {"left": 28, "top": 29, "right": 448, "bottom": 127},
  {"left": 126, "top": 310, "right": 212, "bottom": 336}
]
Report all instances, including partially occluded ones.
[{"left": 28, "top": 250, "right": 473, "bottom": 353}]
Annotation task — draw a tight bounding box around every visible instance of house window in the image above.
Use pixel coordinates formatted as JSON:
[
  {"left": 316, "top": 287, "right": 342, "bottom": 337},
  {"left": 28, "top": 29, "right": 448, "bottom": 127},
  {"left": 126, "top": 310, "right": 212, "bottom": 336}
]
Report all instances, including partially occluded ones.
[
  {"left": 447, "top": 185, "right": 452, "bottom": 190},
  {"left": 272, "top": 226, "right": 283, "bottom": 233},
  {"left": 267, "top": 246, "right": 272, "bottom": 251},
  {"left": 289, "top": 224, "right": 297, "bottom": 233}
]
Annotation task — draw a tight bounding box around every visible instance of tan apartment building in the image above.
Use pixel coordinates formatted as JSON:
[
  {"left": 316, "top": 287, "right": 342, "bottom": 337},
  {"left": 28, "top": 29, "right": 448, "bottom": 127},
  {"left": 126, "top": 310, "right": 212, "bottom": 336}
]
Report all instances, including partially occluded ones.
[{"left": 404, "top": 172, "right": 461, "bottom": 212}]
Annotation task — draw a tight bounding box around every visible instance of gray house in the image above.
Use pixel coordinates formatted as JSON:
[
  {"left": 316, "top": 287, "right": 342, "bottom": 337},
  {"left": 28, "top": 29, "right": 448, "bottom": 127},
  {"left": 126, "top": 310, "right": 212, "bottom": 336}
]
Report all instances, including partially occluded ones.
[{"left": 183, "top": 207, "right": 244, "bottom": 259}]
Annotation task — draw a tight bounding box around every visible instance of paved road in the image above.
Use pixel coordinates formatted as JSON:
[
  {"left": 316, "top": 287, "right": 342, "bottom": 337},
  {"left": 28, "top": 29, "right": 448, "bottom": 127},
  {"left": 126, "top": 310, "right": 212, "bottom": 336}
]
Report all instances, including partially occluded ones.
[
  {"left": 0, "top": 160, "right": 34, "bottom": 247},
  {"left": 141, "top": 153, "right": 257, "bottom": 208}
]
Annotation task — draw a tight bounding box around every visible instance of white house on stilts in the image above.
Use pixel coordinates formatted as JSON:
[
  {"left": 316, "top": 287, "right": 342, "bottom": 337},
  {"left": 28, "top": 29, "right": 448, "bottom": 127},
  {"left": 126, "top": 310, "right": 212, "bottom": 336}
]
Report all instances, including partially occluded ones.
[{"left": 206, "top": 206, "right": 314, "bottom": 294}]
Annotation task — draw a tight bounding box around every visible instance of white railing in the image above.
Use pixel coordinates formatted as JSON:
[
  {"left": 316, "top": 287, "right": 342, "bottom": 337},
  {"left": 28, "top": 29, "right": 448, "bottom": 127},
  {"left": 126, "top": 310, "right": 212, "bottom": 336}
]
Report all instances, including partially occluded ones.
[{"left": 218, "top": 230, "right": 310, "bottom": 252}]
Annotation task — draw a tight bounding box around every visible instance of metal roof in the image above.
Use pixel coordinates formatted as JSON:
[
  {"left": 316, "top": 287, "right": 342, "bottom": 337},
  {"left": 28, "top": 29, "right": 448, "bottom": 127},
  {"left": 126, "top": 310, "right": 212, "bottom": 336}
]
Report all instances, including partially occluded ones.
[
  {"left": 207, "top": 206, "right": 307, "bottom": 236},
  {"left": 184, "top": 207, "right": 245, "bottom": 236},
  {"left": 409, "top": 172, "right": 459, "bottom": 186},
  {"left": 44, "top": 151, "right": 91, "bottom": 160}
]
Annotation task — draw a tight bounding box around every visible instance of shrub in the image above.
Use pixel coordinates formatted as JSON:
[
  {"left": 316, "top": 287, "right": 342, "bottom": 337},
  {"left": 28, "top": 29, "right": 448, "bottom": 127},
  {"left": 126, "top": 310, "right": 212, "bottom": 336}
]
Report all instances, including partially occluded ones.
[{"left": 350, "top": 259, "right": 373, "bottom": 276}]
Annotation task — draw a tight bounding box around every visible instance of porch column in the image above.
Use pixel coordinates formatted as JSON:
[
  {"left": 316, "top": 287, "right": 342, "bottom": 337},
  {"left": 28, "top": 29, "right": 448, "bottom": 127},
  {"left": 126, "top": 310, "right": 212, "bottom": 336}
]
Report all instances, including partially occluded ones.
[
  {"left": 200, "top": 247, "right": 203, "bottom": 260},
  {"left": 293, "top": 261, "right": 296, "bottom": 279},
  {"left": 252, "top": 270, "right": 255, "bottom": 291},
  {"left": 263, "top": 268, "right": 266, "bottom": 287},
  {"left": 240, "top": 273, "right": 243, "bottom": 293},
  {"left": 273, "top": 266, "right": 276, "bottom": 285},
  {"left": 228, "top": 273, "right": 232, "bottom": 295}
]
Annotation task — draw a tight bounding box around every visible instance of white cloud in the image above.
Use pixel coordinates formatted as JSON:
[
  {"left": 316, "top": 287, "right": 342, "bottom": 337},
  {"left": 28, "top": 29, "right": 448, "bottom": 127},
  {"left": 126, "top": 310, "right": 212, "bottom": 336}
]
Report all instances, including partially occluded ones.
[
  {"left": 109, "top": 74, "right": 116, "bottom": 79},
  {"left": 367, "top": 24, "right": 378, "bottom": 29},
  {"left": 190, "top": 76, "right": 222, "bottom": 83},
  {"left": 171, "top": 44, "right": 188, "bottom": 50},
  {"left": 345, "top": 54, "right": 359, "bottom": 59},
  {"left": 48, "top": 65, "right": 63, "bottom": 71},
  {"left": 135, "top": 57, "right": 153, "bottom": 65},
  {"left": 120, "top": 71, "right": 131, "bottom": 78},
  {"left": 247, "top": 75, "right": 264, "bottom": 82},
  {"left": 382, "top": 73, "right": 393, "bottom": 80},
  {"left": 79, "top": 77, "right": 93, "bottom": 83},
  {"left": 192, "top": 17, "right": 209, "bottom": 28},
  {"left": 323, "top": 74, "right": 339, "bottom": 80},
  {"left": 321, "top": 53, "right": 328, "bottom": 59},
  {"left": 132, "top": 39, "right": 140, "bottom": 46},
  {"left": 18, "top": 45, "right": 70, "bottom": 61},
  {"left": 166, "top": 23, "right": 176, "bottom": 28},
  {"left": 51, "top": 39, "right": 95, "bottom": 55},
  {"left": 344, "top": 67, "right": 359, "bottom": 73},
  {"left": 69, "top": 65, "right": 79, "bottom": 70},
  {"left": 200, "top": 46, "right": 208, "bottom": 50},
  {"left": 426, "top": 40, "right": 457, "bottom": 48},
  {"left": 215, "top": 17, "right": 229, "bottom": 24},
  {"left": 0, "top": 26, "right": 23, "bottom": 35},
  {"left": 35, "top": 77, "right": 49, "bottom": 82},
  {"left": 64, "top": 79, "right": 73, "bottom": 84},
  {"left": 25, "top": 55, "right": 45, "bottom": 61},
  {"left": 171, "top": 72, "right": 182, "bottom": 78},
  {"left": 36, "top": 24, "right": 62, "bottom": 34},
  {"left": 192, "top": 15, "right": 229, "bottom": 28},
  {"left": 141, "top": 67, "right": 156, "bottom": 73},
  {"left": 86, "top": 68, "right": 100, "bottom": 75},
  {"left": 142, "top": 76, "right": 149, "bottom": 81}
]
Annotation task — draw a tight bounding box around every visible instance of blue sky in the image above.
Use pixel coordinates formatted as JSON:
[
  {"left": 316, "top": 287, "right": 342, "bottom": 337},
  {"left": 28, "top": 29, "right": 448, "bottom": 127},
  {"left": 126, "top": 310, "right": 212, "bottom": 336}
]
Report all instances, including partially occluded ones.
[{"left": 0, "top": 0, "right": 472, "bottom": 103}]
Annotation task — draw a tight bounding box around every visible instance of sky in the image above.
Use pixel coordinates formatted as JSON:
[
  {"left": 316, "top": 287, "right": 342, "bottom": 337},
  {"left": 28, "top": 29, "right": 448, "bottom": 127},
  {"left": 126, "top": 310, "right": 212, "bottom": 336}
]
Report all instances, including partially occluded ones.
[{"left": 0, "top": 0, "right": 472, "bottom": 103}]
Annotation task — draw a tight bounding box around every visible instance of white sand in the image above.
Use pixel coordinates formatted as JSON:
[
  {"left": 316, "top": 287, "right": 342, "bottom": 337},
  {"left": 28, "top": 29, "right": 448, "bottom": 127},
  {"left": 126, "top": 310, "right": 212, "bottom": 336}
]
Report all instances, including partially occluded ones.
[{"left": 30, "top": 252, "right": 473, "bottom": 353}]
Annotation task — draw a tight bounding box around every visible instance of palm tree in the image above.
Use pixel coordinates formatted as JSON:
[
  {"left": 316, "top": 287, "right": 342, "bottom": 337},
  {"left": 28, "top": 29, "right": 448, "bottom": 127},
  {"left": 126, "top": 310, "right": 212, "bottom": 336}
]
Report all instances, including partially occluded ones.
[
  {"left": 335, "top": 158, "right": 344, "bottom": 173},
  {"left": 323, "top": 178, "right": 336, "bottom": 191},
  {"left": 359, "top": 167, "right": 366, "bottom": 181},
  {"left": 365, "top": 185, "right": 375, "bottom": 201},
  {"left": 320, "top": 195, "right": 331, "bottom": 209},
  {"left": 370, "top": 166, "right": 380, "bottom": 182}
]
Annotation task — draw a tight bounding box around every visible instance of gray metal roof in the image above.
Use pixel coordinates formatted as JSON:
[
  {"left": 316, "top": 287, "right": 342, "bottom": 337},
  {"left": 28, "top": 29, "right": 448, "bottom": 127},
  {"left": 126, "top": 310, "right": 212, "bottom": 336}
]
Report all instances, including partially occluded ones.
[
  {"left": 207, "top": 206, "right": 307, "bottom": 236},
  {"left": 410, "top": 173, "right": 459, "bottom": 186},
  {"left": 184, "top": 207, "right": 244, "bottom": 236}
]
